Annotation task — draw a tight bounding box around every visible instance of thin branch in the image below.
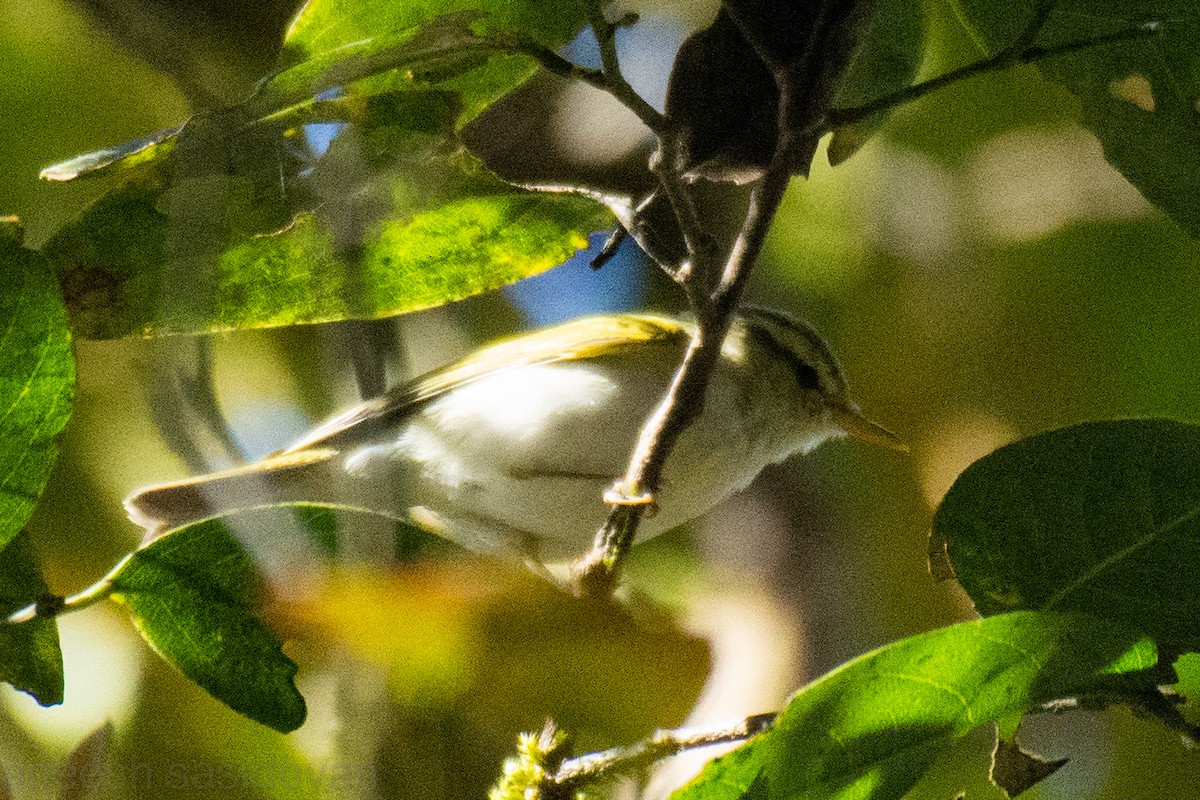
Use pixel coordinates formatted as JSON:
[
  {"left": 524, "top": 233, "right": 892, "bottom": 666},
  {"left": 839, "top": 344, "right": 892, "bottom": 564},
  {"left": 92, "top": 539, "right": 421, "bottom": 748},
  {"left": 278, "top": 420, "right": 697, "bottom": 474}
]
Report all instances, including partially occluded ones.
[
  {"left": 6, "top": 555, "right": 131, "bottom": 625},
  {"left": 559, "top": 3, "right": 833, "bottom": 593},
  {"left": 578, "top": 1, "right": 711, "bottom": 275},
  {"left": 648, "top": 147, "right": 712, "bottom": 289},
  {"left": 577, "top": 3, "right": 669, "bottom": 134},
  {"left": 829, "top": 16, "right": 1160, "bottom": 128},
  {"left": 356, "top": 27, "right": 666, "bottom": 136},
  {"left": 572, "top": 68, "right": 805, "bottom": 594},
  {"left": 547, "top": 713, "right": 775, "bottom": 790},
  {"left": 590, "top": 224, "right": 628, "bottom": 269}
]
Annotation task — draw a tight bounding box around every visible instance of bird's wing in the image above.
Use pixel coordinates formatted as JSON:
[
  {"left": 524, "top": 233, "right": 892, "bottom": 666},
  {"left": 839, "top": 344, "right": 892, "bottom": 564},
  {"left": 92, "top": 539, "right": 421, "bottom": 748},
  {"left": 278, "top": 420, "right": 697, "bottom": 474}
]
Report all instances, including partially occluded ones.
[{"left": 283, "top": 313, "right": 692, "bottom": 453}]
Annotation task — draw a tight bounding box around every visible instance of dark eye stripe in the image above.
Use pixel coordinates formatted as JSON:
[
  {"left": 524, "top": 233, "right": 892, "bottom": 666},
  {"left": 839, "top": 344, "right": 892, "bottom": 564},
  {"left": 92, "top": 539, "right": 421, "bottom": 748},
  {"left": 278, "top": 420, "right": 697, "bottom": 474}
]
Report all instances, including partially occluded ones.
[{"left": 749, "top": 325, "right": 823, "bottom": 391}]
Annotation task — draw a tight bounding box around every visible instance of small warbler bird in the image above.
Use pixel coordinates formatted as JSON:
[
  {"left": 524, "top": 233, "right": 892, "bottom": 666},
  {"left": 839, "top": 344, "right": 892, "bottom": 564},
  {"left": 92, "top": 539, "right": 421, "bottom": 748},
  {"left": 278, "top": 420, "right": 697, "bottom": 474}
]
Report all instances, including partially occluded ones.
[{"left": 126, "top": 308, "right": 902, "bottom": 561}]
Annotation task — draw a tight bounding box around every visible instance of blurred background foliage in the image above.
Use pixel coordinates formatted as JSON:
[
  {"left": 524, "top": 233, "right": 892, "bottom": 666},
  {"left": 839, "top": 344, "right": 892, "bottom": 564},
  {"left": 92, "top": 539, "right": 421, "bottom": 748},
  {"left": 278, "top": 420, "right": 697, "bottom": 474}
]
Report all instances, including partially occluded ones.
[{"left": 1, "top": 0, "right": 1199, "bottom": 798}]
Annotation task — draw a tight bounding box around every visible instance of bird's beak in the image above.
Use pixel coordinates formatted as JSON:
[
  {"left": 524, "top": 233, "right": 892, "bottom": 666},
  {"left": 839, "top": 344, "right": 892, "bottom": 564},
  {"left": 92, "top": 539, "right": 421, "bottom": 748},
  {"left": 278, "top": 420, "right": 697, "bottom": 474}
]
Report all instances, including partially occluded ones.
[{"left": 831, "top": 405, "right": 909, "bottom": 452}]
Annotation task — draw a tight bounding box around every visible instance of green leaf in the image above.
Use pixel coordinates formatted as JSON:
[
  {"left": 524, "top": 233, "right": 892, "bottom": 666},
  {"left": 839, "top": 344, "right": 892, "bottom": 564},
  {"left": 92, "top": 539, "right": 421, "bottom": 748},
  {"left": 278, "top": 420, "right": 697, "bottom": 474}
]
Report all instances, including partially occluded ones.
[
  {"left": 247, "top": 11, "right": 496, "bottom": 125},
  {"left": 40, "top": 3, "right": 609, "bottom": 339},
  {"left": 951, "top": 1, "right": 1200, "bottom": 236},
  {"left": 0, "top": 531, "right": 63, "bottom": 706},
  {"left": 281, "top": 1, "right": 587, "bottom": 125},
  {"left": 933, "top": 419, "right": 1200, "bottom": 658},
  {"left": 107, "top": 519, "right": 305, "bottom": 732},
  {"left": 0, "top": 219, "right": 75, "bottom": 548},
  {"left": 44, "top": 122, "right": 608, "bottom": 338},
  {"left": 668, "top": 743, "right": 765, "bottom": 800},
  {"left": 828, "top": 0, "right": 927, "bottom": 165},
  {"left": 671, "top": 612, "right": 1157, "bottom": 800}
]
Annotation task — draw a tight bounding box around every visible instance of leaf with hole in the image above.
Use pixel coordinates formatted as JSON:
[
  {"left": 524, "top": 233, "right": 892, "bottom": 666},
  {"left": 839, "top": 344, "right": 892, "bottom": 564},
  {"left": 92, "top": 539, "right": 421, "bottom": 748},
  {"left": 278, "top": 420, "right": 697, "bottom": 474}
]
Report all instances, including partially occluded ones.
[{"left": 951, "top": 0, "right": 1200, "bottom": 236}]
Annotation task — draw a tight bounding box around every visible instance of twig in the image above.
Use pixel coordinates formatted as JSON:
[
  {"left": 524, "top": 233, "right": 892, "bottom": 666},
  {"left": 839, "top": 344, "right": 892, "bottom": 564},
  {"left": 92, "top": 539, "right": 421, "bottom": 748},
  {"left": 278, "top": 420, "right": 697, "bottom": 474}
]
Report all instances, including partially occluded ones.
[
  {"left": 579, "top": 0, "right": 712, "bottom": 276},
  {"left": 579, "top": 3, "right": 669, "bottom": 134},
  {"left": 590, "top": 224, "right": 628, "bottom": 269},
  {"left": 6, "top": 555, "right": 131, "bottom": 625},
  {"left": 829, "top": 12, "right": 1160, "bottom": 127},
  {"left": 497, "top": 36, "right": 665, "bottom": 132},
  {"left": 648, "top": 138, "right": 712, "bottom": 289},
  {"left": 573, "top": 59, "right": 807, "bottom": 594},
  {"left": 547, "top": 713, "right": 775, "bottom": 791}
]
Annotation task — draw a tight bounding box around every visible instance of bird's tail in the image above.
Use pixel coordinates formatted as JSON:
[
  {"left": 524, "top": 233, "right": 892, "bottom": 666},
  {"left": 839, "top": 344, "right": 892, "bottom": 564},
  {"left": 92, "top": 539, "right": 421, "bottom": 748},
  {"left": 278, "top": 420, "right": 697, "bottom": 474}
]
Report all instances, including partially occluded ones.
[{"left": 124, "top": 449, "right": 338, "bottom": 535}]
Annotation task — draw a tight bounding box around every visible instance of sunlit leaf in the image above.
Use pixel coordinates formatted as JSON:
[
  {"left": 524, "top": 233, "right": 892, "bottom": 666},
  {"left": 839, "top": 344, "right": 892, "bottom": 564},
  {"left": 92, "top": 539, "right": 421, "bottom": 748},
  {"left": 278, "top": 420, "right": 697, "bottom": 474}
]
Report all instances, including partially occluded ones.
[
  {"left": 0, "top": 531, "right": 63, "bottom": 706},
  {"left": 281, "top": 0, "right": 587, "bottom": 124},
  {"left": 671, "top": 612, "right": 1158, "bottom": 800},
  {"left": 39, "top": 3, "right": 608, "bottom": 339},
  {"left": 951, "top": 0, "right": 1200, "bottom": 236},
  {"left": 668, "top": 742, "right": 765, "bottom": 800},
  {"left": 247, "top": 11, "right": 495, "bottom": 124},
  {"left": 107, "top": 519, "right": 305, "bottom": 732},
  {"left": 44, "top": 126, "right": 607, "bottom": 338},
  {"left": 934, "top": 419, "right": 1200, "bottom": 658},
  {"left": 0, "top": 219, "right": 75, "bottom": 547}
]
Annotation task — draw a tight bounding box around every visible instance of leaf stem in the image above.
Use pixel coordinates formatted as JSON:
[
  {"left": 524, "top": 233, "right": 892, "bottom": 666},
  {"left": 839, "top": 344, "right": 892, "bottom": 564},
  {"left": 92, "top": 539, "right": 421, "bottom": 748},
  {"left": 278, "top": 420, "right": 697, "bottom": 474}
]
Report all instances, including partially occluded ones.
[{"left": 6, "top": 554, "right": 130, "bottom": 624}]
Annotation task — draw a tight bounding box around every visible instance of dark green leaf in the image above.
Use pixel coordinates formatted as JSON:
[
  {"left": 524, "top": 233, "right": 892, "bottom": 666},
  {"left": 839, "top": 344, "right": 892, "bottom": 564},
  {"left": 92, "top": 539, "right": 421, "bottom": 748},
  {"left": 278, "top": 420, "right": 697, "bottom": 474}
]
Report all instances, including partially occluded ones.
[
  {"left": 108, "top": 519, "right": 305, "bottom": 732},
  {"left": 828, "top": 0, "right": 927, "bottom": 165},
  {"left": 0, "top": 219, "right": 75, "bottom": 548},
  {"left": 934, "top": 419, "right": 1200, "bottom": 657},
  {"left": 951, "top": 1, "right": 1200, "bottom": 235},
  {"left": 671, "top": 612, "right": 1157, "bottom": 800},
  {"left": 0, "top": 531, "right": 63, "bottom": 706}
]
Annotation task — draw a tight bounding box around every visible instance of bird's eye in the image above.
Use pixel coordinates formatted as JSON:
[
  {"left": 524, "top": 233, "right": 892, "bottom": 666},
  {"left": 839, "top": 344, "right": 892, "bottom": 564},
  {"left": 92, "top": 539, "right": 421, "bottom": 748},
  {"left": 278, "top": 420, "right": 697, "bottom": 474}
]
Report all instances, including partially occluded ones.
[{"left": 795, "top": 363, "right": 821, "bottom": 390}]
